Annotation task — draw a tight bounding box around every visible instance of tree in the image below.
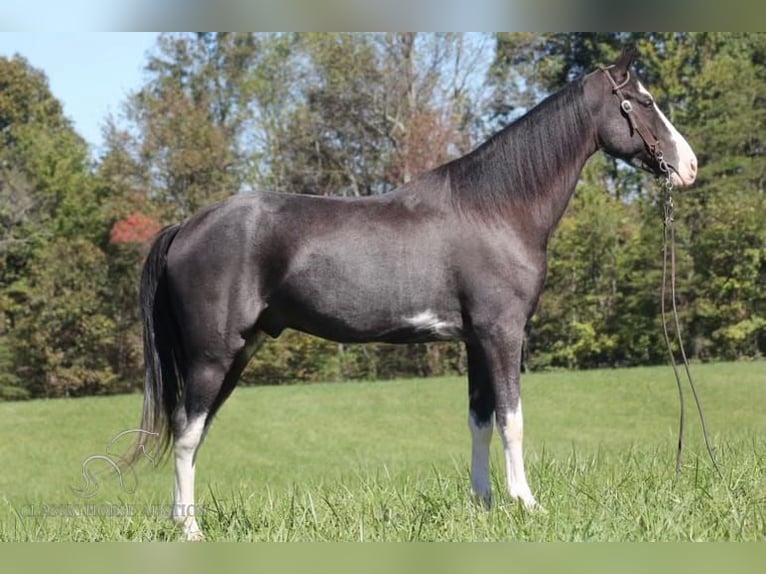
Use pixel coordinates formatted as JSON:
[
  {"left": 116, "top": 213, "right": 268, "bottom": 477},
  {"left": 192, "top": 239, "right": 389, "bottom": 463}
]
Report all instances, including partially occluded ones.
[
  {"left": 122, "top": 33, "right": 261, "bottom": 220},
  {"left": 1, "top": 56, "right": 117, "bottom": 398},
  {"left": 677, "top": 33, "right": 766, "bottom": 359},
  {"left": 10, "top": 238, "right": 117, "bottom": 397},
  {"left": 246, "top": 33, "right": 486, "bottom": 197}
]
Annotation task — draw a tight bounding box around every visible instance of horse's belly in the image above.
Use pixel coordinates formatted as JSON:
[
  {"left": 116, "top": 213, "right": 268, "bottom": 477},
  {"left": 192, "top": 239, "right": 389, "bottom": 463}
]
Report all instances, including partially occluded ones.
[
  {"left": 286, "top": 310, "right": 464, "bottom": 344},
  {"left": 263, "top": 280, "right": 463, "bottom": 344}
]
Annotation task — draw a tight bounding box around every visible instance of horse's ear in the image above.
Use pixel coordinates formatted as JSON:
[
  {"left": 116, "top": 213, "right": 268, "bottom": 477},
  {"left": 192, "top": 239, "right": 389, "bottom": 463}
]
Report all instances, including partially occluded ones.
[{"left": 614, "top": 46, "right": 638, "bottom": 73}]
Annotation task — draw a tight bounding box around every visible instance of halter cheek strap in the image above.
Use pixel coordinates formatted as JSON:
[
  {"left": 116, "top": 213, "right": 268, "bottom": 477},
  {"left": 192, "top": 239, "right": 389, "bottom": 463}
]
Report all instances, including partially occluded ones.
[{"left": 599, "top": 66, "right": 667, "bottom": 172}]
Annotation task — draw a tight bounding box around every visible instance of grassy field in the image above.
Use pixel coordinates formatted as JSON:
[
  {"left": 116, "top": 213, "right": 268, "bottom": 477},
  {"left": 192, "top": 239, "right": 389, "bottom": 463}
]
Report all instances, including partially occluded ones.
[{"left": 0, "top": 361, "right": 763, "bottom": 541}]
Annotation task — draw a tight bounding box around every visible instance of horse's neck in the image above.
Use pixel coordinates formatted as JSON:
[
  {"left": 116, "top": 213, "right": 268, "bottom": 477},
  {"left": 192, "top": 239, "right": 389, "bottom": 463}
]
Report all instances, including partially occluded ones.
[
  {"left": 444, "top": 84, "right": 599, "bottom": 247},
  {"left": 488, "top": 107, "right": 598, "bottom": 241},
  {"left": 533, "top": 136, "right": 597, "bottom": 241}
]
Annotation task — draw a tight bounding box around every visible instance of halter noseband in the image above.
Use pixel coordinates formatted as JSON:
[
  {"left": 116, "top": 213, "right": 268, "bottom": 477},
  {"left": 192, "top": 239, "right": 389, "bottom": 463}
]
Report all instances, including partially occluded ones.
[{"left": 599, "top": 66, "right": 669, "bottom": 174}]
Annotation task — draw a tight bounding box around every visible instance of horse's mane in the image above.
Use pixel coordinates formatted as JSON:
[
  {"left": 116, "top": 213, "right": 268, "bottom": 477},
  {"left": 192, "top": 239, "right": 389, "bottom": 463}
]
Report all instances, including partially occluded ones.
[{"left": 443, "top": 79, "right": 592, "bottom": 218}]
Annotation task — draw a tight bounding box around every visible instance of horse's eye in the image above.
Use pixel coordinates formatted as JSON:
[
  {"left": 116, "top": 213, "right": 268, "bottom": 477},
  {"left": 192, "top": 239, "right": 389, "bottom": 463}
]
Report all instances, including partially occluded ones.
[{"left": 641, "top": 99, "right": 654, "bottom": 108}]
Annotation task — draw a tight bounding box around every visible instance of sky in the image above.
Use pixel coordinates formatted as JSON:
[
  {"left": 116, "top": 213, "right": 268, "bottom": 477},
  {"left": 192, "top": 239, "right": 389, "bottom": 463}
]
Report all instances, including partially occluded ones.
[{"left": 0, "top": 33, "right": 159, "bottom": 155}]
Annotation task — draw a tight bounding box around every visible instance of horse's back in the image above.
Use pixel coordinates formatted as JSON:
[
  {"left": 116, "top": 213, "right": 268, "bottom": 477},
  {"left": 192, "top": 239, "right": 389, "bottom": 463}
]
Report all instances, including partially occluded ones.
[{"left": 165, "top": 187, "right": 466, "bottom": 344}]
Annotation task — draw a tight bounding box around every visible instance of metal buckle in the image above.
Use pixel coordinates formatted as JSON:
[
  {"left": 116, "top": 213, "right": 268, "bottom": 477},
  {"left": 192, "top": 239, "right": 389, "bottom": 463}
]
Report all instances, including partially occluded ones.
[
  {"left": 656, "top": 151, "right": 669, "bottom": 174},
  {"left": 621, "top": 100, "right": 633, "bottom": 114}
]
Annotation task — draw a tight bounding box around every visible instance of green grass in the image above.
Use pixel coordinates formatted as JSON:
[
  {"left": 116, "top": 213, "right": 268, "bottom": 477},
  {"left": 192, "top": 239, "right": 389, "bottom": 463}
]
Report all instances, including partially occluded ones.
[{"left": 1, "top": 361, "right": 764, "bottom": 541}]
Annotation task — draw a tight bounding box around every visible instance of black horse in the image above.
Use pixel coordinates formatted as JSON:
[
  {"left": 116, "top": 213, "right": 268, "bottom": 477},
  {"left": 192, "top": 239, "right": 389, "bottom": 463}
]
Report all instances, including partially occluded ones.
[{"left": 132, "top": 49, "right": 697, "bottom": 540}]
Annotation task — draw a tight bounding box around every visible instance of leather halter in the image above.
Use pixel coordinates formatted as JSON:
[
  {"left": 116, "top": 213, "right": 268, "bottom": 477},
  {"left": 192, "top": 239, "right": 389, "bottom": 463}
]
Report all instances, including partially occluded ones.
[{"left": 600, "top": 66, "right": 667, "bottom": 172}]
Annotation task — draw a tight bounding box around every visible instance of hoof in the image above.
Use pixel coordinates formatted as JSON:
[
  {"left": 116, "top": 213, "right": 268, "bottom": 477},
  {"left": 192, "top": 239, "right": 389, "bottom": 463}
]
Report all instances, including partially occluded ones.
[
  {"left": 513, "top": 496, "right": 547, "bottom": 514},
  {"left": 175, "top": 516, "right": 206, "bottom": 541},
  {"left": 471, "top": 490, "right": 493, "bottom": 510},
  {"left": 183, "top": 529, "right": 206, "bottom": 542},
  {"left": 508, "top": 487, "right": 544, "bottom": 513}
]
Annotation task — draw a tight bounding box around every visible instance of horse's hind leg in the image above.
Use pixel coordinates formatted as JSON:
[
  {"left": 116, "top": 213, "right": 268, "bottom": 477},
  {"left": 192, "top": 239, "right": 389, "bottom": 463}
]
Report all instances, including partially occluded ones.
[
  {"left": 172, "top": 332, "right": 267, "bottom": 541},
  {"left": 171, "top": 396, "right": 207, "bottom": 540}
]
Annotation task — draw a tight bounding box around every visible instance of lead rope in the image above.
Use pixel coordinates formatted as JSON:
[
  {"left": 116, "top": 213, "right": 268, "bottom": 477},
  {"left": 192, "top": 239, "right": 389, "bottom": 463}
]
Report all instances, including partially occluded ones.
[
  {"left": 660, "top": 190, "right": 685, "bottom": 473},
  {"left": 658, "top": 172, "right": 723, "bottom": 478}
]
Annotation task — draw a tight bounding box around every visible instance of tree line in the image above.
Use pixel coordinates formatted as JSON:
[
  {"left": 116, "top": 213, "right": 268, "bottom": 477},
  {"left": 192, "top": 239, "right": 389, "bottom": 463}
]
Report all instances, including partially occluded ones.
[{"left": 1, "top": 32, "right": 764, "bottom": 399}]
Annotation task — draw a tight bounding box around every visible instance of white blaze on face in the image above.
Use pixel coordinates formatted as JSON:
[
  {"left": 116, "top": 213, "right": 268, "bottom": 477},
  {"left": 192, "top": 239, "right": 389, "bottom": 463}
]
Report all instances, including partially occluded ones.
[{"left": 638, "top": 81, "right": 698, "bottom": 187}]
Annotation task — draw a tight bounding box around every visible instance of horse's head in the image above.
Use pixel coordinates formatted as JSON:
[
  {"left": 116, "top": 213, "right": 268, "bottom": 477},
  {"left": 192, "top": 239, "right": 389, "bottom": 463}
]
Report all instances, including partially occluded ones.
[{"left": 586, "top": 48, "right": 697, "bottom": 188}]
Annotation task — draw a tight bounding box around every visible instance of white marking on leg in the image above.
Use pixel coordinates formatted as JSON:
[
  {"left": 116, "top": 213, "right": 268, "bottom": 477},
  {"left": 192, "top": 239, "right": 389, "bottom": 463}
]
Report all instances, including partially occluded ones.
[
  {"left": 497, "top": 400, "right": 537, "bottom": 509},
  {"left": 469, "top": 412, "right": 493, "bottom": 505},
  {"left": 173, "top": 414, "right": 207, "bottom": 541},
  {"left": 405, "top": 310, "right": 461, "bottom": 339},
  {"left": 638, "top": 81, "right": 697, "bottom": 187}
]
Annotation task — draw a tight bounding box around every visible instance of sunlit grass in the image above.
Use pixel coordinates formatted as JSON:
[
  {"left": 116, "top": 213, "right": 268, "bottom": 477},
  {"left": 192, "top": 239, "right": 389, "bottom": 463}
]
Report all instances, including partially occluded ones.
[{"left": 1, "top": 361, "right": 764, "bottom": 540}]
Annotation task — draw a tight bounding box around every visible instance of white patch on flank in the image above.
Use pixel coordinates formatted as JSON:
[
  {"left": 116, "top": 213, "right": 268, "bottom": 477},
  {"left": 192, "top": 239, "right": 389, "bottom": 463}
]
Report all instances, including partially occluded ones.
[
  {"left": 497, "top": 400, "right": 538, "bottom": 509},
  {"left": 173, "top": 414, "right": 207, "bottom": 541},
  {"left": 469, "top": 413, "right": 493, "bottom": 504},
  {"left": 638, "top": 81, "right": 698, "bottom": 187},
  {"left": 406, "top": 310, "right": 460, "bottom": 339}
]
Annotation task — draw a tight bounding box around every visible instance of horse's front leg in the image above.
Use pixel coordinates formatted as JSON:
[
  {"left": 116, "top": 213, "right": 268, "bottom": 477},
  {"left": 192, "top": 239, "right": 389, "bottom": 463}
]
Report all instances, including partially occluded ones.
[
  {"left": 466, "top": 342, "right": 495, "bottom": 506},
  {"left": 472, "top": 317, "right": 538, "bottom": 510}
]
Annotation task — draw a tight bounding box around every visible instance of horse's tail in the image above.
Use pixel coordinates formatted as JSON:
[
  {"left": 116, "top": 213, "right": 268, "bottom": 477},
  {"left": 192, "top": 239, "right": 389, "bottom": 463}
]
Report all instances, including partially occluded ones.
[{"left": 123, "top": 224, "right": 183, "bottom": 468}]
